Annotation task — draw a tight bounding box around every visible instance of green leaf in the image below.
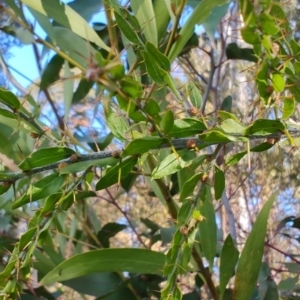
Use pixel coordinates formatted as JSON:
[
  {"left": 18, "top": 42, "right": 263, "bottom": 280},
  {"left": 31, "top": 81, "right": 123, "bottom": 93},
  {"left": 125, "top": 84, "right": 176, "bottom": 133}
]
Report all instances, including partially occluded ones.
[
  {"left": 241, "top": 27, "right": 260, "bottom": 45},
  {"left": 0, "top": 108, "right": 16, "bottom": 119},
  {"left": 144, "top": 99, "right": 161, "bottom": 116},
  {"left": 219, "top": 234, "right": 239, "bottom": 297},
  {"left": 260, "top": 13, "right": 279, "bottom": 35},
  {"left": 21, "top": 0, "right": 110, "bottom": 51},
  {"left": 28, "top": 7, "right": 56, "bottom": 43},
  {"left": 169, "top": 118, "right": 206, "bottom": 138},
  {"left": 40, "top": 54, "right": 64, "bottom": 90},
  {"left": 160, "top": 110, "right": 174, "bottom": 134},
  {"left": 225, "top": 43, "right": 257, "bottom": 63},
  {"left": 131, "top": 0, "right": 157, "bottom": 46},
  {"left": 72, "top": 79, "right": 94, "bottom": 104},
  {"left": 188, "top": 81, "right": 202, "bottom": 109},
  {"left": 234, "top": 194, "right": 276, "bottom": 300},
  {"left": 120, "top": 77, "right": 143, "bottom": 98},
  {"left": 63, "top": 273, "right": 135, "bottom": 298},
  {"left": 220, "top": 119, "right": 245, "bottom": 135},
  {"left": 52, "top": 27, "right": 96, "bottom": 69},
  {"left": 226, "top": 142, "right": 274, "bottom": 166},
  {"left": 40, "top": 248, "right": 165, "bottom": 284},
  {"left": 198, "top": 186, "right": 217, "bottom": 269},
  {"left": 19, "top": 147, "right": 75, "bottom": 170},
  {"left": 168, "top": 0, "right": 229, "bottom": 62},
  {"left": 153, "top": 0, "right": 170, "bottom": 42},
  {"left": 97, "top": 223, "right": 127, "bottom": 248},
  {"left": 114, "top": 12, "right": 142, "bottom": 45},
  {"left": 198, "top": 130, "right": 246, "bottom": 144},
  {"left": 68, "top": 0, "right": 103, "bottom": 22},
  {"left": 245, "top": 119, "right": 285, "bottom": 135},
  {"left": 121, "top": 170, "right": 138, "bottom": 192},
  {"left": 142, "top": 50, "right": 165, "bottom": 84},
  {"left": 278, "top": 276, "right": 298, "bottom": 291},
  {"left": 14, "top": 27, "right": 35, "bottom": 44},
  {"left": 218, "top": 110, "right": 238, "bottom": 121},
  {"left": 272, "top": 73, "right": 285, "bottom": 92},
  {"left": 220, "top": 96, "right": 233, "bottom": 112},
  {"left": 179, "top": 173, "right": 202, "bottom": 202},
  {"left": 203, "top": 3, "right": 229, "bottom": 43},
  {"left": 282, "top": 98, "right": 295, "bottom": 119},
  {"left": 177, "top": 201, "right": 193, "bottom": 227},
  {"left": 12, "top": 173, "right": 66, "bottom": 209},
  {"left": 106, "top": 112, "right": 128, "bottom": 142},
  {"left": 152, "top": 151, "right": 191, "bottom": 179},
  {"left": 122, "top": 136, "right": 167, "bottom": 155},
  {"left": 0, "top": 183, "right": 11, "bottom": 195},
  {"left": 0, "top": 87, "right": 21, "bottom": 109},
  {"left": 117, "top": 95, "right": 146, "bottom": 122},
  {"left": 145, "top": 41, "right": 170, "bottom": 71},
  {"left": 214, "top": 166, "right": 225, "bottom": 200},
  {"left": 96, "top": 157, "right": 138, "bottom": 190}
]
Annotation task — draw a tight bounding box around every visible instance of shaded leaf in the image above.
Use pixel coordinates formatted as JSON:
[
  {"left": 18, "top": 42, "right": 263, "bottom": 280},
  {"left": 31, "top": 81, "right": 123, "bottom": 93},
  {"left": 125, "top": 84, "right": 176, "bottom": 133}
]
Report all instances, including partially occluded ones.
[
  {"left": 40, "top": 55, "right": 64, "bottom": 90},
  {"left": 188, "top": 81, "right": 202, "bottom": 109},
  {"left": 214, "top": 166, "right": 225, "bottom": 200},
  {"left": 0, "top": 87, "right": 21, "bottom": 109},
  {"left": 226, "top": 43, "right": 257, "bottom": 62},
  {"left": 96, "top": 157, "right": 138, "bottom": 190},
  {"left": 179, "top": 173, "right": 202, "bottom": 202},
  {"left": 219, "top": 234, "right": 239, "bottom": 297},
  {"left": 97, "top": 223, "right": 127, "bottom": 248},
  {"left": 12, "top": 173, "right": 66, "bottom": 209},
  {"left": 72, "top": 79, "right": 94, "bottom": 104}
]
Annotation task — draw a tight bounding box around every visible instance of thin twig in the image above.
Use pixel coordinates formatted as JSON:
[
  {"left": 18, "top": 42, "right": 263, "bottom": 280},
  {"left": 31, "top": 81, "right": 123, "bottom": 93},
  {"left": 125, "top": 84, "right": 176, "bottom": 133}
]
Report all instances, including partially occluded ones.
[
  {"left": 265, "top": 242, "right": 300, "bottom": 264},
  {"left": 1, "top": 131, "right": 299, "bottom": 183}
]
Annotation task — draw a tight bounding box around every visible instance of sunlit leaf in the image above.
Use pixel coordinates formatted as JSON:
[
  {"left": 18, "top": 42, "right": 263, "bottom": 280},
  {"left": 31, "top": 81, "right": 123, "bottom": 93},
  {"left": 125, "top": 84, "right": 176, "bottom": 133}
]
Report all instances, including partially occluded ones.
[
  {"left": 234, "top": 194, "right": 276, "bottom": 300},
  {"left": 19, "top": 147, "right": 75, "bottom": 170},
  {"left": 40, "top": 249, "right": 165, "bottom": 284},
  {"left": 122, "top": 137, "right": 167, "bottom": 156},
  {"left": 198, "top": 186, "right": 217, "bottom": 269},
  {"left": 152, "top": 151, "right": 192, "bottom": 179},
  {"left": 21, "top": 0, "right": 110, "bottom": 51},
  {"left": 131, "top": 0, "right": 157, "bottom": 46}
]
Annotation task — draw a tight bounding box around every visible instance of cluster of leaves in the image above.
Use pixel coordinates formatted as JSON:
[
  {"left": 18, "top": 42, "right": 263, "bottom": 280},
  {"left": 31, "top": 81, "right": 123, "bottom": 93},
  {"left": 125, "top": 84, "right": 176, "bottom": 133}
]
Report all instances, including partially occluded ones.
[{"left": 0, "top": 0, "right": 300, "bottom": 299}]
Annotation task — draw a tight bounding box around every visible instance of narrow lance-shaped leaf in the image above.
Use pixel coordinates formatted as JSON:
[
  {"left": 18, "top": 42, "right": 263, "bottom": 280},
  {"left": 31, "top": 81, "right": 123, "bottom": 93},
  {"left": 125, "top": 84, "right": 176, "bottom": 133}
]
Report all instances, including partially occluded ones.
[
  {"left": 234, "top": 194, "right": 276, "bottom": 300},
  {"left": 219, "top": 234, "right": 239, "bottom": 297},
  {"left": 131, "top": 0, "right": 158, "bottom": 46},
  {"left": 198, "top": 186, "right": 217, "bottom": 270},
  {"left": 19, "top": 147, "right": 75, "bottom": 170},
  {"left": 214, "top": 166, "right": 225, "bottom": 200},
  {"left": 96, "top": 157, "right": 138, "bottom": 190},
  {"left": 168, "top": 0, "right": 229, "bottom": 62},
  {"left": 40, "top": 248, "right": 165, "bottom": 284},
  {"left": 21, "top": 0, "right": 110, "bottom": 51}
]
